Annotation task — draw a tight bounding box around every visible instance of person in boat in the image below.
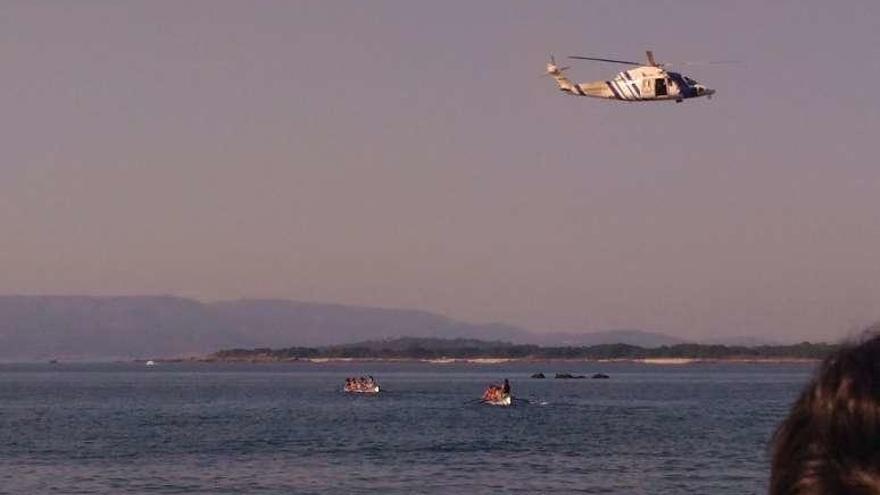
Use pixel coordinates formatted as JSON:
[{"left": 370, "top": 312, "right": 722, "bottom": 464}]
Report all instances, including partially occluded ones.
[
  {"left": 483, "top": 382, "right": 503, "bottom": 402},
  {"left": 502, "top": 379, "right": 510, "bottom": 396}
]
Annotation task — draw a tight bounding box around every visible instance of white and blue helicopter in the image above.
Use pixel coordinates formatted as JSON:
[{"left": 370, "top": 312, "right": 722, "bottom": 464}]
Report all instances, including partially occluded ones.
[{"left": 546, "top": 50, "right": 715, "bottom": 103}]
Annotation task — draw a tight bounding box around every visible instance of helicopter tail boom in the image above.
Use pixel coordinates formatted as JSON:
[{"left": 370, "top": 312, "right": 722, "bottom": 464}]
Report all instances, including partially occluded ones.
[{"left": 546, "top": 55, "right": 614, "bottom": 98}]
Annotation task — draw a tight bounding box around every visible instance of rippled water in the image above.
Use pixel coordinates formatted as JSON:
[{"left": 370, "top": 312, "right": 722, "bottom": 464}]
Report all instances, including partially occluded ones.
[{"left": 0, "top": 361, "right": 811, "bottom": 494}]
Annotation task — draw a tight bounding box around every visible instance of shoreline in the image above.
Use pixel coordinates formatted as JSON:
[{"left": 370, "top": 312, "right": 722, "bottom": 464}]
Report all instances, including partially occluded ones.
[{"left": 157, "top": 356, "right": 820, "bottom": 365}]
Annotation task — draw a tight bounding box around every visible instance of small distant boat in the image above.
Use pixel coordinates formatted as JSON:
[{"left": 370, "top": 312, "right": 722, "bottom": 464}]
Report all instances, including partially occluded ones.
[
  {"left": 345, "top": 383, "right": 380, "bottom": 394},
  {"left": 145, "top": 360, "right": 156, "bottom": 367},
  {"left": 483, "top": 393, "right": 512, "bottom": 407},
  {"left": 344, "top": 376, "right": 380, "bottom": 394}
]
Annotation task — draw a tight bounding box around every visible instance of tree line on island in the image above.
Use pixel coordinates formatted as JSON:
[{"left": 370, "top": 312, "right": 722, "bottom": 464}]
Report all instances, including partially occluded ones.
[{"left": 209, "top": 337, "right": 836, "bottom": 361}]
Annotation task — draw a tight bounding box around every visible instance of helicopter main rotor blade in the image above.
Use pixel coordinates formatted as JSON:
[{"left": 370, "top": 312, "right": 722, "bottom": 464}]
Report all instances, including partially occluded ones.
[
  {"left": 568, "top": 55, "right": 641, "bottom": 66},
  {"left": 672, "top": 60, "right": 741, "bottom": 67}
]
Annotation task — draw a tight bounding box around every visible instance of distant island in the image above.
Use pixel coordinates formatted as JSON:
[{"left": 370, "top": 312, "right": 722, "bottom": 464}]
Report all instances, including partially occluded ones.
[{"left": 203, "top": 337, "right": 836, "bottom": 363}]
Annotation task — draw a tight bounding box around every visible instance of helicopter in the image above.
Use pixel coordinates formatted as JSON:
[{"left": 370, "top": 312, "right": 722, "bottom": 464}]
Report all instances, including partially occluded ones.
[{"left": 546, "top": 50, "right": 715, "bottom": 103}]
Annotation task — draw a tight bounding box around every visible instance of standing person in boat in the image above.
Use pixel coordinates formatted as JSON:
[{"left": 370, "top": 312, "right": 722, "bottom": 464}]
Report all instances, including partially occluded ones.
[{"left": 502, "top": 379, "right": 510, "bottom": 396}]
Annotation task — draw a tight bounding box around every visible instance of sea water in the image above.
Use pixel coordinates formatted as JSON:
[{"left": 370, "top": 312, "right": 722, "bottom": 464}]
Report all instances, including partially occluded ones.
[{"left": 0, "top": 361, "right": 811, "bottom": 494}]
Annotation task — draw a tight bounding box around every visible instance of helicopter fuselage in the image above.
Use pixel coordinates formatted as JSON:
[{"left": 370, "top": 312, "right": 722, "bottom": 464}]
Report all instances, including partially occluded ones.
[{"left": 551, "top": 65, "right": 714, "bottom": 102}]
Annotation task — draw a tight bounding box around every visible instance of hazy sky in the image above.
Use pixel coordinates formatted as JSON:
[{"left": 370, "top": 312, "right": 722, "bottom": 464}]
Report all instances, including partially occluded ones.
[{"left": 1, "top": 1, "right": 878, "bottom": 341}]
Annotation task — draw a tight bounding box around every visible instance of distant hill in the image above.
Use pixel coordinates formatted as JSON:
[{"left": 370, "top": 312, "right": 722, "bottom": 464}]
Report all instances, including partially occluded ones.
[
  {"left": 527, "top": 329, "right": 686, "bottom": 347},
  {"left": 0, "top": 296, "right": 245, "bottom": 361},
  {"left": 213, "top": 299, "right": 529, "bottom": 347},
  {"left": 0, "top": 295, "right": 690, "bottom": 361},
  {"left": 0, "top": 296, "right": 529, "bottom": 360},
  {"left": 700, "top": 335, "right": 783, "bottom": 346},
  {"left": 326, "top": 336, "right": 519, "bottom": 353}
]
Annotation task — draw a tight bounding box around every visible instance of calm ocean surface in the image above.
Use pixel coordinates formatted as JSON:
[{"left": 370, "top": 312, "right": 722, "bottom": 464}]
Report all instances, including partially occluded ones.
[{"left": 0, "top": 361, "right": 812, "bottom": 494}]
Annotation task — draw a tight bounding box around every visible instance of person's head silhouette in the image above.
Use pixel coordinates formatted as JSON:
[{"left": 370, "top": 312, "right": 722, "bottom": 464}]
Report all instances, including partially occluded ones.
[{"left": 771, "top": 327, "right": 880, "bottom": 494}]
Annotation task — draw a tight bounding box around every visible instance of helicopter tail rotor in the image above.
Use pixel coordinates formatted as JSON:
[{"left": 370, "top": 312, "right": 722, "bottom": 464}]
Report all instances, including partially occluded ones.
[
  {"left": 544, "top": 54, "right": 578, "bottom": 94},
  {"left": 545, "top": 54, "right": 570, "bottom": 76}
]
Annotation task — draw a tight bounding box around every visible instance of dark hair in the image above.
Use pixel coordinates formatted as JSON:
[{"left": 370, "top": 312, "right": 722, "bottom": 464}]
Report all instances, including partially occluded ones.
[{"left": 770, "top": 327, "right": 880, "bottom": 494}]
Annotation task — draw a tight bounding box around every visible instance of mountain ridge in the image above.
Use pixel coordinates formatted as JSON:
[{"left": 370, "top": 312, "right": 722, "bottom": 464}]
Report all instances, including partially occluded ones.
[{"left": 1, "top": 295, "right": 699, "bottom": 360}]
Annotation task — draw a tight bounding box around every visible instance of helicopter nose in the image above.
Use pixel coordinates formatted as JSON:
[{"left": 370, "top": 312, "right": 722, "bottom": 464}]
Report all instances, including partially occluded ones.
[{"left": 695, "top": 85, "right": 715, "bottom": 98}]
